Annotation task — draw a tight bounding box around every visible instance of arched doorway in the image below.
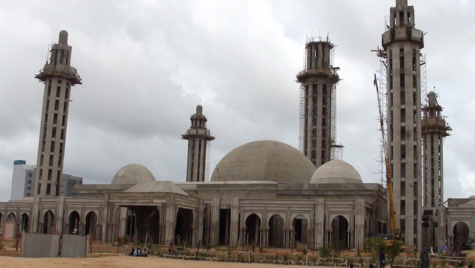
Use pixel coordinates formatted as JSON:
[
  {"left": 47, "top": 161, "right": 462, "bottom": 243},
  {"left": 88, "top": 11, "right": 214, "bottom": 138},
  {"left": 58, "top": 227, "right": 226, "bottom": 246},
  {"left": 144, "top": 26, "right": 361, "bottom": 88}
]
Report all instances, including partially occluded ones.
[
  {"left": 20, "top": 213, "right": 29, "bottom": 233},
  {"left": 268, "top": 214, "right": 284, "bottom": 248},
  {"left": 293, "top": 215, "right": 309, "bottom": 246},
  {"left": 453, "top": 221, "right": 469, "bottom": 253},
  {"left": 245, "top": 213, "right": 261, "bottom": 246},
  {"left": 43, "top": 210, "right": 55, "bottom": 234},
  {"left": 175, "top": 208, "right": 193, "bottom": 247},
  {"left": 149, "top": 209, "right": 160, "bottom": 245},
  {"left": 68, "top": 211, "right": 80, "bottom": 234},
  {"left": 85, "top": 211, "right": 97, "bottom": 239},
  {"left": 331, "top": 215, "right": 349, "bottom": 249},
  {"left": 5, "top": 213, "right": 17, "bottom": 239}
]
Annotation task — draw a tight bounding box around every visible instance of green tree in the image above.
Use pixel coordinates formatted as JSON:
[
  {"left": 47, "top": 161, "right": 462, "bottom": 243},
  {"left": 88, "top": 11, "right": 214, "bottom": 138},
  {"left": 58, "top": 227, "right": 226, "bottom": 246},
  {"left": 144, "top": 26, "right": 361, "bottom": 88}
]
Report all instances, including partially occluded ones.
[
  {"left": 387, "top": 240, "right": 403, "bottom": 268},
  {"left": 364, "top": 237, "right": 386, "bottom": 263}
]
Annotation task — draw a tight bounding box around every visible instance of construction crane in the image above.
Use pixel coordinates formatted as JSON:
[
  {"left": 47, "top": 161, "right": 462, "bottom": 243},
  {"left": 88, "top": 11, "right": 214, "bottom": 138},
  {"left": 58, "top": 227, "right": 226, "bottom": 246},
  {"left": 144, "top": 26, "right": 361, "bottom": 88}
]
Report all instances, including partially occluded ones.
[{"left": 374, "top": 74, "right": 399, "bottom": 241}]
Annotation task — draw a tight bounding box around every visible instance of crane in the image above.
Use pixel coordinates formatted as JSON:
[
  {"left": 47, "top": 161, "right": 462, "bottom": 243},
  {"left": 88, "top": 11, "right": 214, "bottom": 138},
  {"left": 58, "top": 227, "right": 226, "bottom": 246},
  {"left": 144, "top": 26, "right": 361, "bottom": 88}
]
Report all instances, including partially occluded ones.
[{"left": 374, "top": 74, "right": 399, "bottom": 241}]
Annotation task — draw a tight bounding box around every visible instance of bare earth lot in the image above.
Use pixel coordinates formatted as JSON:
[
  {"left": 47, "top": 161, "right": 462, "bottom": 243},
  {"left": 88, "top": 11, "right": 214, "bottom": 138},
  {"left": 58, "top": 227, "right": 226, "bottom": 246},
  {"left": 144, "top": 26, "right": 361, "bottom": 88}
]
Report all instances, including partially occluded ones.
[{"left": 0, "top": 255, "right": 312, "bottom": 268}]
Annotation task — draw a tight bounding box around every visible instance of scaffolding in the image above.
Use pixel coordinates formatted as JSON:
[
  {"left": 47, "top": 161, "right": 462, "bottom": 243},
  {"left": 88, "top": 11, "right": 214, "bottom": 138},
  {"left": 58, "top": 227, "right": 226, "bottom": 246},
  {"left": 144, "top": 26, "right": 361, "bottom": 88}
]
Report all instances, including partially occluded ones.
[
  {"left": 205, "top": 140, "right": 211, "bottom": 181},
  {"left": 373, "top": 47, "right": 387, "bottom": 187},
  {"left": 299, "top": 85, "right": 305, "bottom": 152},
  {"left": 420, "top": 53, "right": 427, "bottom": 98}
]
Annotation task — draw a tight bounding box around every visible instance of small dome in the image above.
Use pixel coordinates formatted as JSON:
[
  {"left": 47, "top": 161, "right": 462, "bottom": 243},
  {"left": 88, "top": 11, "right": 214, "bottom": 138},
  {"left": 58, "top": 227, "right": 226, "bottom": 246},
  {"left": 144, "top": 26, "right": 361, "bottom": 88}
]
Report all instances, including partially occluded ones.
[
  {"left": 211, "top": 140, "right": 316, "bottom": 183},
  {"left": 310, "top": 160, "right": 362, "bottom": 184},
  {"left": 111, "top": 163, "right": 156, "bottom": 185}
]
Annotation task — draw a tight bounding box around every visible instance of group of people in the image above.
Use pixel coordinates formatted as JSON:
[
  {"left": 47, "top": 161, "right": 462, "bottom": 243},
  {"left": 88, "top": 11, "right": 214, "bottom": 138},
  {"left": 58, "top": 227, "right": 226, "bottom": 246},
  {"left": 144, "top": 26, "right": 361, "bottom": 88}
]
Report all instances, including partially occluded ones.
[{"left": 127, "top": 247, "right": 148, "bottom": 257}]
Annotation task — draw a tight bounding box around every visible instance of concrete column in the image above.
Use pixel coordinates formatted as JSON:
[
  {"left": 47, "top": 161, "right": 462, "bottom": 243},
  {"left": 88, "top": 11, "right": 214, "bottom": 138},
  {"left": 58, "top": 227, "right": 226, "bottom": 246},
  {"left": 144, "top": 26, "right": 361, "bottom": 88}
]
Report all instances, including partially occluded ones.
[
  {"left": 164, "top": 195, "right": 176, "bottom": 245},
  {"left": 56, "top": 197, "right": 64, "bottom": 235},
  {"left": 193, "top": 207, "right": 201, "bottom": 248},
  {"left": 355, "top": 198, "right": 365, "bottom": 251},
  {"left": 436, "top": 205, "right": 446, "bottom": 249},
  {"left": 101, "top": 194, "right": 109, "bottom": 242},
  {"left": 210, "top": 198, "right": 220, "bottom": 246},
  {"left": 31, "top": 197, "right": 40, "bottom": 233},
  {"left": 230, "top": 198, "right": 239, "bottom": 247},
  {"left": 315, "top": 198, "right": 325, "bottom": 248}
]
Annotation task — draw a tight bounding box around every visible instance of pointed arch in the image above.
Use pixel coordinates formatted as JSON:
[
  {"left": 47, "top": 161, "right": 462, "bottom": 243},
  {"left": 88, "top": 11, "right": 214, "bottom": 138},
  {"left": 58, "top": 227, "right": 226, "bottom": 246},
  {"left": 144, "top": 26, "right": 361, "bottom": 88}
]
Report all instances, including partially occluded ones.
[
  {"left": 293, "top": 214, "right": 309, "bottom": 245},
  {"left": 4, "top": 213, "right": 17, "bottom": 239},
  {"left": 20, "top": 213, "right": 29, "bottom": 233},
  {"left": 43, "top": 210, "right": 55, "bottom": 234},
  {"left": 245, "top": 213, "right": 261, "bottom": 246},
  {"left": 330, "top": 215, "right": 349, "bottom": 249},
  {"left": 453, "top": 221, "right": 469, "bottom": 250},
  {"left": 68, "top": 211, "right": 80, "bottom": 234},
  {"left": 85, "top": 211, "right": 98, "bottom": 239},
  {"left": 268, "top": 214, "right": 284, "bottom": 248}
]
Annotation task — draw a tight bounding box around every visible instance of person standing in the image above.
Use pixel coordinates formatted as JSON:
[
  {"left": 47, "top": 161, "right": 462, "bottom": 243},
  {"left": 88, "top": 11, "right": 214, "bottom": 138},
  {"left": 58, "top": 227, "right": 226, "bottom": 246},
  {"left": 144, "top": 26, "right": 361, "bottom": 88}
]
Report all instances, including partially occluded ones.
[
  {"left": 379, "top": 248, "right": 386, "bottom": 268},
  {"left": 420, "top": 248, "right": 430, "bottom": 268}
]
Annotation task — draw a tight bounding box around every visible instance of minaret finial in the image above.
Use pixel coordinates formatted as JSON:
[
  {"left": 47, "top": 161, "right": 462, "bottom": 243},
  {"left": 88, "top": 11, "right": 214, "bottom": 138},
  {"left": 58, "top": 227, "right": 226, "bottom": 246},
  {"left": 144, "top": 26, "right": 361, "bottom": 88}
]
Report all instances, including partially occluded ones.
[{"left": 59, "top": 30, "right": 68, "bottom": 45}]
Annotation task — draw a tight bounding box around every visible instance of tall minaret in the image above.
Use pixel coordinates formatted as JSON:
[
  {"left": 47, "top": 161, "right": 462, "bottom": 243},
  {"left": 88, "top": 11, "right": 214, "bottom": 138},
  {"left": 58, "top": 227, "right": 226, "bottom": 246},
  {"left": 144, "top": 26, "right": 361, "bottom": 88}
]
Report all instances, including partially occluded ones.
[
  {"left": 182, "top": 105, "right": 215, "bottom": 182},
  {"left": 296, "top": 39, "right": 340, "bottom": 169},
  {"left": 421, "top": 92, "right": 450, "bottom": 249},
  {"left": 34, "top": 30, "right": 81, "bottom": 197},
  {"left": 382, "top": 0, "right": 424, "bottom": 249}
]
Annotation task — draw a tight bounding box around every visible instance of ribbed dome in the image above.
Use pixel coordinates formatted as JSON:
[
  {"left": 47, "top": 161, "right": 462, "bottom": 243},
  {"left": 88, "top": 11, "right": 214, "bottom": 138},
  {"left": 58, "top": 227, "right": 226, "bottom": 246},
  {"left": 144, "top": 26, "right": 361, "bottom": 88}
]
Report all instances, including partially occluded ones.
[
  {"left": 310, "top": 160, "right": 362, "bottom": 184},
  {"left": 111, "top": 163, "right": 156, "bottom": 185},
  {"left": 210, "top": 140, "right": 316, "bottom": 183}
]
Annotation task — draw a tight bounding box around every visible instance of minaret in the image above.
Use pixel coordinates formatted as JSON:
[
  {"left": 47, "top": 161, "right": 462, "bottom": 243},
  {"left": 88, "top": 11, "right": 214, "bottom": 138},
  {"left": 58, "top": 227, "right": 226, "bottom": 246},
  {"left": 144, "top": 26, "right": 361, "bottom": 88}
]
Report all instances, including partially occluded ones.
[
  {"left": 382, "top": 0, "right": 424, "bottom": 248},
  {"left": 296, "top": 38, "right": 340, "bottom": 169},
  {"left": 421, "top": 92, "right": 450, "bottom": 249},
  {"left": 182, "top": 105, "right": 215, "bottom": 182},
  {"left": 34, "top": 30, "right": 81, "bottom": 197}
]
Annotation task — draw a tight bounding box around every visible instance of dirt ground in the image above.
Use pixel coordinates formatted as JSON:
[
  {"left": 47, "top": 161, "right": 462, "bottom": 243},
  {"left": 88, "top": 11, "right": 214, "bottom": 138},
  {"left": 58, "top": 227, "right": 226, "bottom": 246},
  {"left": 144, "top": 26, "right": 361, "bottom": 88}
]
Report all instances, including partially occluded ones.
[{"left": 0, "top": 255, "right": 316, "bottom": 268}]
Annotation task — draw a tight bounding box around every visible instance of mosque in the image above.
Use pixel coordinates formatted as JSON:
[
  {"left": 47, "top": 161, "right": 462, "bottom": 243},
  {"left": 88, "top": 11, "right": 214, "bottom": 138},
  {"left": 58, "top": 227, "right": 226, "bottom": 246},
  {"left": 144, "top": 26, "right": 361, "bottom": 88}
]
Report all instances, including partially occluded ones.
[{"left": 0, "top": 0, "right": 473, "bottom": 252}]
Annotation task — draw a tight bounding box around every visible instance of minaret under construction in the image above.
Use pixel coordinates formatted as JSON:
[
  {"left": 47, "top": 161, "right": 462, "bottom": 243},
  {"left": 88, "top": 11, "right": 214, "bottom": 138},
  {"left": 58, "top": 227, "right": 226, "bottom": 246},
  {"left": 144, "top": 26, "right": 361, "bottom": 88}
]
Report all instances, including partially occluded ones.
[
  {"left": 182, "top": 105, "right": 215, "bottom": 182},
  {"left": 34, "top": 30, "right": 82, "bottom": 197},
  {"left": 382, "top": 0, "right": 424, "bottom": 248},
  {"left": 296, "top": 39, "right": 340, "bottom": 169},
  {"left": 421, "top": 92, "right": 450, "bottom": 249}
]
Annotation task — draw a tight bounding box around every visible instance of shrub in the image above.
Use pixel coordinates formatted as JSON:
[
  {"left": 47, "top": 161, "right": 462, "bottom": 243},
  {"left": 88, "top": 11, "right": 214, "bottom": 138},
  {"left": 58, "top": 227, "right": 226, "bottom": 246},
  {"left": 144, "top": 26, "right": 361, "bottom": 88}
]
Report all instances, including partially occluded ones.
[
  {"left": 319, "top": 247, "right": 331, "bottom": 258},
  {"left": 117, "top": 235, "right": 129, "bottom": 246},
  {"left": 249, "top": 241, "right": 256, "bottom": 252}
]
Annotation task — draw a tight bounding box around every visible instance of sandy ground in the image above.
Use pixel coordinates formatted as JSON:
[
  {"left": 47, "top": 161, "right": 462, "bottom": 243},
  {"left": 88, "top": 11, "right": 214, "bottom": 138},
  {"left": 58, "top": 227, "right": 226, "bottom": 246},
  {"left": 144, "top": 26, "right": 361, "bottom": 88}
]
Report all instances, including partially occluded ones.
[{"left": 0, "top": 255, "right": 320, "bottom": 268}]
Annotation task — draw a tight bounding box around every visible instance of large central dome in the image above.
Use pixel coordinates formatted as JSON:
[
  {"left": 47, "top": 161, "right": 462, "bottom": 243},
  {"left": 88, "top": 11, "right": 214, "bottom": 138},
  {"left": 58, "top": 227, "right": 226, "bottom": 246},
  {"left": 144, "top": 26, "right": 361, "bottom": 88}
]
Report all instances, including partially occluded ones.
[{"left": 210, "top": 140, "right": 316, "bottom": 183}]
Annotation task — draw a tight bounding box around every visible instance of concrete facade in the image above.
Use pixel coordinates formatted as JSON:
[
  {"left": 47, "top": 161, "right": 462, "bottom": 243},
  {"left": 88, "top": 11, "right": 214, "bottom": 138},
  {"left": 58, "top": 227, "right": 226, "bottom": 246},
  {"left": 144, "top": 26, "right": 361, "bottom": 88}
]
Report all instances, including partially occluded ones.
[
  {"left": 10, "top": 160, "right": 35, "bottom": 200},
  {"left": 296, "top": 40, "right": 339, "bottom": 169},
  {"left": 382, "top": 0, "right": 424, "bottom": 249},
  {"left": 0, "top": 160, "right": 387, "bottom": 251}
]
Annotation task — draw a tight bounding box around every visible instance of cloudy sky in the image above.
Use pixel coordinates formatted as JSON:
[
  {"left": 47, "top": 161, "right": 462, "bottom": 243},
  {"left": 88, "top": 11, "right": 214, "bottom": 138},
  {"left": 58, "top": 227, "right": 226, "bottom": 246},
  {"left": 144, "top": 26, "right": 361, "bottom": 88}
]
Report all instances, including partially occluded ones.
[{"left": 0, "top": 0, "right": 474, "bottom": 202}]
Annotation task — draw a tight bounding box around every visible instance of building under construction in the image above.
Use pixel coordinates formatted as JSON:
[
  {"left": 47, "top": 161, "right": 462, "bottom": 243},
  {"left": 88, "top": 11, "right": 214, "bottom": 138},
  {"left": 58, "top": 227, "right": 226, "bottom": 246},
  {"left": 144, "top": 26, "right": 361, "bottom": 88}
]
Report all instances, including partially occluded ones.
[
  {"left": 296, "top": 38, "right": 340, "bottom": 169},
  {"left": 421, "top": 91, "right": 451, "bottom": 250}
]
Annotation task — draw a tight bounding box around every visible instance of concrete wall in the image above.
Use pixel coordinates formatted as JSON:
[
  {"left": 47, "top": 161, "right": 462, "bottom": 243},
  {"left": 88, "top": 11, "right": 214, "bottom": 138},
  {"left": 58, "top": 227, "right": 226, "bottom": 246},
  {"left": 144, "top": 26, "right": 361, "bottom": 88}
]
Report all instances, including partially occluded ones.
[
  {"left": 22, "top": 233, "right": 60, "bottom": 257},
  {"left": 61, "top": 234, "right": 86, "bottom": 257},
  {"left": 21, "top": 233, "right": 86, "bottom": 258}
]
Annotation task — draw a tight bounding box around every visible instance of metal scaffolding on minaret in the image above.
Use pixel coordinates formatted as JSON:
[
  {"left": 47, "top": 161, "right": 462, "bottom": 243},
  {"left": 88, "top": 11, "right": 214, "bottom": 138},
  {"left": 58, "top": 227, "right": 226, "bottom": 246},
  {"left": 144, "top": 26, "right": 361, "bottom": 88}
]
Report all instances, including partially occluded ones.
[
  {"left": 296, "top": 36, "right": 341, "bottom": 169},
  {"left": 182, "top": 105, "right": 215, "bottom": 182}
]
